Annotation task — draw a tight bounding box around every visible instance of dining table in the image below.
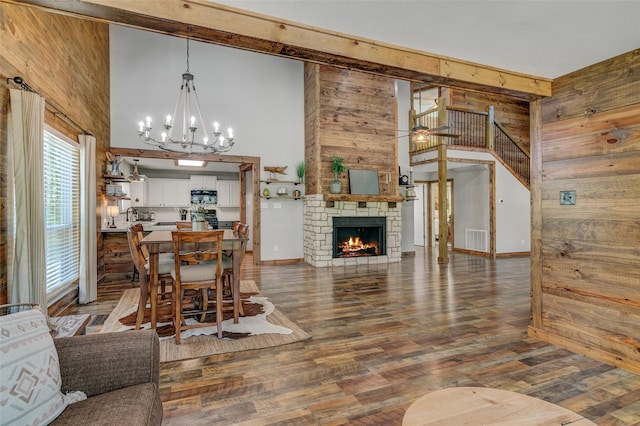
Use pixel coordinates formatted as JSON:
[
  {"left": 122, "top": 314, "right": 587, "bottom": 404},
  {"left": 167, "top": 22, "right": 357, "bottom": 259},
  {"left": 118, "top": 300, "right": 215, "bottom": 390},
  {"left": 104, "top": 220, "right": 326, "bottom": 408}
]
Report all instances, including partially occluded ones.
[{"left": 139, "top": 229, "right": 248, "bottom": 329}]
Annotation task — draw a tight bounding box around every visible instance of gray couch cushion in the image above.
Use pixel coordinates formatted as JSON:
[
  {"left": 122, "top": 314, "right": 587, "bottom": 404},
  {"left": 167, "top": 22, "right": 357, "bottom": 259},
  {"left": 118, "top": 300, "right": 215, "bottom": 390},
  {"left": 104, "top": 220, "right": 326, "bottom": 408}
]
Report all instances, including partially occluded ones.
[{"left": 50, "top": 383, "right": 162, "bottom": 426}]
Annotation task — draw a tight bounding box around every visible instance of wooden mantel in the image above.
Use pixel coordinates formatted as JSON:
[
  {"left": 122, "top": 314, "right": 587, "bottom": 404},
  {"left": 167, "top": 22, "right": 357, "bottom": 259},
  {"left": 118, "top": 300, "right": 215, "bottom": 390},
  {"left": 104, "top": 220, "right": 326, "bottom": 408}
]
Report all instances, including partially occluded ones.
[{"left": 323, "top": 194, "right": 404, "bottom": 203}]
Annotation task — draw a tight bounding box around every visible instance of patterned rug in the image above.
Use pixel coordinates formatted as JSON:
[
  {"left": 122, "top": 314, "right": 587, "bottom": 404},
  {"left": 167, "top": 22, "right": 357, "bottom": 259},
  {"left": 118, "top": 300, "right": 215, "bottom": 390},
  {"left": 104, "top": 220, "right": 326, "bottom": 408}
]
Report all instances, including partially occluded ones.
[{"left": 101, "top": 280, "right": 310, "bottom": 362}]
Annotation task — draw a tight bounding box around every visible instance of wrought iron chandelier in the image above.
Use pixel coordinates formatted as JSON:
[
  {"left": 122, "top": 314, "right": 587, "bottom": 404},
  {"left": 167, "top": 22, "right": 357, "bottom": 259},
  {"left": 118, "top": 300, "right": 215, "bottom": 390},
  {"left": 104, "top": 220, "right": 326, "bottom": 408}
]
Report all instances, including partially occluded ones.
[{"left": 137, "top": 39, "right": 235, "bottom": 154}]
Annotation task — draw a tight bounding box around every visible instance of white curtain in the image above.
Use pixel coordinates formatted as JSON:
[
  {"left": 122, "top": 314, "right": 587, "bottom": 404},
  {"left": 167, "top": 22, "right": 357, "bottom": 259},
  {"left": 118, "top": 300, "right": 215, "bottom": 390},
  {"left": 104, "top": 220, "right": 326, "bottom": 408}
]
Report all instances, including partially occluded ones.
[
  {"left": 7, "top": 89, "right": 46, "bottom": 307},
  {"left": 78, "top": 134, "right": 97, "bottom": 303}
]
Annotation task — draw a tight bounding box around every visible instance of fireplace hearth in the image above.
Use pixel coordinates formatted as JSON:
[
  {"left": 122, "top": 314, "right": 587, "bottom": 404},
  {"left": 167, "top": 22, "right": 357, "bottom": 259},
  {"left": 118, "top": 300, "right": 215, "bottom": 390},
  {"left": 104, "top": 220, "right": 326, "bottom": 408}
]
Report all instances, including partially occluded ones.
[{"left": 333, "top": 216, "right": 386, "bottom": 258}]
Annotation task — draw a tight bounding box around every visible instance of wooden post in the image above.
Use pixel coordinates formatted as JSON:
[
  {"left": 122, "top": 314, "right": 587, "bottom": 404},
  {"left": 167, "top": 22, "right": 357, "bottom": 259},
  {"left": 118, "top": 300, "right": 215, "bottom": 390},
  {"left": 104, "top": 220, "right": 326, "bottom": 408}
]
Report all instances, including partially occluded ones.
[
  {"left": 409, "top": 105, "right": 417, "bottom": 152},
  {"left": 486, "top": 105, "right": 495, "bottom": 150},
  {"left": 437, "top": 97, "right": 449, "bottom": 264},
  {"left": 529, "top": 99, "right": 543, "bottom": 329}
]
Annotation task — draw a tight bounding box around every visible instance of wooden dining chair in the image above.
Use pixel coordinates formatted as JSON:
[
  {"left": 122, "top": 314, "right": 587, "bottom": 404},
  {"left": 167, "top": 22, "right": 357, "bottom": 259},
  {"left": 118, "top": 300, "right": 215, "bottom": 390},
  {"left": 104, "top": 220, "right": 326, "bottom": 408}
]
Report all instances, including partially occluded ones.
[
  {"left": 237, "top": 223, "right": 249, "bottom": 235},
  {"left": 176, "top": 221, "right": 209, "bottom": 229},
  {"left": 127, "top": 224, "right": 173, "bottom": 329},
  {"left": 171, "top": 230, "right": 229, "bottom": 343},
  {"left": 222, "top": 225, "right": 249, "bottom": 319}
]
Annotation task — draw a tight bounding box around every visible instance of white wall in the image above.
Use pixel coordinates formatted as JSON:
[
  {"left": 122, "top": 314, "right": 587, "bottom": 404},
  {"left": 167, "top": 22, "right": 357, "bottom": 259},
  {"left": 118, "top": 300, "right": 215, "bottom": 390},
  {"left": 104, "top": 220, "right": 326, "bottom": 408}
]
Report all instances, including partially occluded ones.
[
  {"left": 495, "top": 163, "right": 531, "bottom": 253},
  {"left": 396, "top": 80, "right": 415, "bottom": 252},
  {"left": 110, "top": 25, "right": 305, "bottom": 260}
]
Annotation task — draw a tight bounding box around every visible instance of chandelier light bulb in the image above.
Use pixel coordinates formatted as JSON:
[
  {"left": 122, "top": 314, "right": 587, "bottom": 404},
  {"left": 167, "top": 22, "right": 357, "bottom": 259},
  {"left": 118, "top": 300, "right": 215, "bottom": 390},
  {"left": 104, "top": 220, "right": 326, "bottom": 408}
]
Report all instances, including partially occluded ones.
[
  {"left": 165, "top": 115, "right": 172, "bottom": 126},
  {"left": 161, "top": 132, "right": 167, "bottom": 142},
  {"left": 220, "top": 135, "right": 225, "bottom": 147},
  {"left": 213, "top": 121, "right": 220, "bottom": 133},
  {"left": 138, "top": 121, "right": 144, "bottom": 132},
  {"left": 146, "top": 116, "right": 152, "bottom": 128},
  {"left": 203, "top": 137, "right": 209, "bottom": 145},
  {"left": 227, "top": 128, "right": 233, "bottom": 139}
]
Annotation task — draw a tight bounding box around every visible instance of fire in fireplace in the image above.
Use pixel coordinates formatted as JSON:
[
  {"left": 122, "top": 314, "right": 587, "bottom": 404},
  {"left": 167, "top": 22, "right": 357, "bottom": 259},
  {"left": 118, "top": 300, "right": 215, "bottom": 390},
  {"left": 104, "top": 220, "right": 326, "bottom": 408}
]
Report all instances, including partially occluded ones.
[{"left": 333, "top": 216, "right": 386, "bottom": 258}]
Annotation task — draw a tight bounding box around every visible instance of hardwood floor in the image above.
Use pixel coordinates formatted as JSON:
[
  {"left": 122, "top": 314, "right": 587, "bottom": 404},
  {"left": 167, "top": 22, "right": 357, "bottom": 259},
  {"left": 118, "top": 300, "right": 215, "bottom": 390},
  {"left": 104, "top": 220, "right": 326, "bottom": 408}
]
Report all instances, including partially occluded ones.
[{"left": 71, "top": 248, "right": 640, "bottom": 425}]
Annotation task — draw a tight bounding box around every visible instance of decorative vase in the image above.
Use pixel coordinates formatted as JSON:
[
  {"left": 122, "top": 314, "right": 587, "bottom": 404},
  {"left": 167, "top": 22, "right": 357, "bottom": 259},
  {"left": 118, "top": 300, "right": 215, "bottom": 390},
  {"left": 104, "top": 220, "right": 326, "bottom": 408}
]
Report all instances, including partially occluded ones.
[
  {"left": 330, "top": 175, "right": 342, "bottom": 194},
  {"left": 193, "top": 220, "right": 206, "bottom": 231}
]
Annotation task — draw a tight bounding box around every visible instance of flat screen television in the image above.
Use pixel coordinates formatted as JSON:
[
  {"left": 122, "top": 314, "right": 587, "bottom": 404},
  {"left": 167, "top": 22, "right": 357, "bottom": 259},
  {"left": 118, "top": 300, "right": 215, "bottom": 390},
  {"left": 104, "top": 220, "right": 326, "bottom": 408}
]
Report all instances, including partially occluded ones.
[{"left": 348, "top": 169, "right": 380, "bottom": 195}]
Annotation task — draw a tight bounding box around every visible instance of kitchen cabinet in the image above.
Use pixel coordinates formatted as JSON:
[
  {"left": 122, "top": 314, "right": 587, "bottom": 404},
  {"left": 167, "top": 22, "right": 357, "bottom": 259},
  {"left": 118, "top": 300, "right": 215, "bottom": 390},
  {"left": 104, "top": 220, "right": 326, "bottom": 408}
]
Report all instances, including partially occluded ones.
[
  {"left": 147, "top": 178, "right": 190, "bottom": 206},
  {"left": 129, "top": 181, "right": 147, "bottom": 207},
  {"left": 190, "top": 175, "right": 217, "bottom": 190},
  {"left": 217, "top": 180, "right": 240, "bottom": 207}
]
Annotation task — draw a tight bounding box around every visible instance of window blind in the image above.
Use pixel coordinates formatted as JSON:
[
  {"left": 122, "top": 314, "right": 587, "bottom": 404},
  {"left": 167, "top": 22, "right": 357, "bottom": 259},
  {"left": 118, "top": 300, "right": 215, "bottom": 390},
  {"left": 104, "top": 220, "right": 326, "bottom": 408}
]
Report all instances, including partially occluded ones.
[{"left": 44, "top": 130, "right": 81, "bottom": 296}]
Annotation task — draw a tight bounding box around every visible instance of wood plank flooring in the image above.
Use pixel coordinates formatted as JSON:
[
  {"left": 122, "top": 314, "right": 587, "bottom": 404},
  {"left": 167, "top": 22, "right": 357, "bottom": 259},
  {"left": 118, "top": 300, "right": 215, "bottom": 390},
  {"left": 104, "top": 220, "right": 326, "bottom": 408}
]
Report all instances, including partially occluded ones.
[{"left": 70, "top": 248, "right": 640, "bottom": 425}]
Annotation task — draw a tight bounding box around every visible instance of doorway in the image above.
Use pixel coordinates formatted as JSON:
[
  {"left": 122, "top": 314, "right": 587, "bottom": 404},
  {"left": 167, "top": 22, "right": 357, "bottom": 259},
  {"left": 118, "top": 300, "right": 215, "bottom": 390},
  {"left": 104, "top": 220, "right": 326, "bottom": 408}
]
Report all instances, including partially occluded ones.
[{"left": 422, "top": 179, "right": 455, "bottom": 250}]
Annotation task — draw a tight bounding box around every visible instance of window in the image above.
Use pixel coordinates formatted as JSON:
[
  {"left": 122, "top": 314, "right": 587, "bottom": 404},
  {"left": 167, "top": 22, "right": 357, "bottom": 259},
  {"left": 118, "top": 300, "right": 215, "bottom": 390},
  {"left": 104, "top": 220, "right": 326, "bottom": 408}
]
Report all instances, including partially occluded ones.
[{"left": 44, "top": 128, "right": 81, "bottom": 300}]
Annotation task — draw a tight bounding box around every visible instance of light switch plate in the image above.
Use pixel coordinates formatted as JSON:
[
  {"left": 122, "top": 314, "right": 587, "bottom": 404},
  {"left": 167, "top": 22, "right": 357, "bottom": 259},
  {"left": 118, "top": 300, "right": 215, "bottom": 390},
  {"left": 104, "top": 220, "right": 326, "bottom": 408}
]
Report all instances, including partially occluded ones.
[{"left": 560, "top": 190, "right": 576, "bottom": 205}]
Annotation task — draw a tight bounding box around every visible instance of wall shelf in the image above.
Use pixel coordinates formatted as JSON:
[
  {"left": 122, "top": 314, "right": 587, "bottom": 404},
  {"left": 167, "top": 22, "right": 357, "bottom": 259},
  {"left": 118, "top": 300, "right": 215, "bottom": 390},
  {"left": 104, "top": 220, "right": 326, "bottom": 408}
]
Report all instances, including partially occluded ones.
[
  {"left": 104, "top": 174, "right": 130, "bottom": 200},
  {"left": 261, "top": 179, "right": 302, "bottom": 185},
  {"left": 261, "top": 179, "right": 304, "bottom": 200},
  {"left": 400, "top": 184, "right": 417, "bottom": 201},
  {"left": 103, "top": 174, "right": 130, "bottom": 183},
  {"left": 261, "top": 196, "right": 303, "bottom": 200}
]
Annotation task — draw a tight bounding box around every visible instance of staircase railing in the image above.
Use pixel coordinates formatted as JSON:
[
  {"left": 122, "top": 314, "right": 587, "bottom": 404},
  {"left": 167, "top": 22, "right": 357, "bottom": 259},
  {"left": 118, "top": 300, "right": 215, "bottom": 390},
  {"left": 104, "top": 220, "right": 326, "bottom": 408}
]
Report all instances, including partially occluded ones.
[
  {"left": 493, "top": 122, "right": 530, "bottom": 185},
  {"left": 447, "top": 107, "right": 487, "bottom": 149},
  {"left": 410, "top": 104, "right": 530, "bottom": 186}
]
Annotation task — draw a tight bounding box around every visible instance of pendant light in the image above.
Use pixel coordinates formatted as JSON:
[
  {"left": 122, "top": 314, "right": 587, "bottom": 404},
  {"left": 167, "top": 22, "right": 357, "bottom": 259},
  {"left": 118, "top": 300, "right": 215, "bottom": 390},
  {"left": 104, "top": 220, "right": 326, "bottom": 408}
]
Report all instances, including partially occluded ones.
[{"left": 128, "top": 159, "right": 147, "bottom": 181}]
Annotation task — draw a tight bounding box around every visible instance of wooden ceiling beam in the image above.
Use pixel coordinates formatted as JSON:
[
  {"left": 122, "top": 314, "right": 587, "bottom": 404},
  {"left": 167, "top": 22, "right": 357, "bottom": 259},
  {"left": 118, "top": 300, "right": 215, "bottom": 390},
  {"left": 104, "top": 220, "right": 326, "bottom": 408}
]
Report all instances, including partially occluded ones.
[{"left": 6, "top": 0, "right": 552, "bottom": 100}]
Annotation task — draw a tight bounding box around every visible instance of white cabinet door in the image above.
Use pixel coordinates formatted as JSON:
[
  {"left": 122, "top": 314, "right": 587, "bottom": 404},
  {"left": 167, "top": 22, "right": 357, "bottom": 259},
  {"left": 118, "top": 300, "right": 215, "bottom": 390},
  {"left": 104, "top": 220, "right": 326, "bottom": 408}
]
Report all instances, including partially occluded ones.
[
  {"left": 147, "top": 179, "right": 164, "bottom": 206},
  {"left": 190, "top": 175, "right": 217, "bottom": 190},
  {"left": 147, "top": 179, "right": 190, "bottom": 206},
  {"left": 165, "top": 179, "right": 191, "bottom": 206},
  {"left": 217, "top": 180, "right": 240, "bottom": 207},
  {"left": 129, "top": 181, "right": 147, "bottom": 207}
]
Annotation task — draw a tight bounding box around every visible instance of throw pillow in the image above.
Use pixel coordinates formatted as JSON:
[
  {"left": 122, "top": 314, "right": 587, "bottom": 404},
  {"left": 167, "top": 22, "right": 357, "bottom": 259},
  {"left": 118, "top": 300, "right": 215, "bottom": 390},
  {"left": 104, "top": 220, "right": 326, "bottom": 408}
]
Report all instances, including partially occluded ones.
[{"left": 0, "top": 307, "right": 68, "bottom": 425}]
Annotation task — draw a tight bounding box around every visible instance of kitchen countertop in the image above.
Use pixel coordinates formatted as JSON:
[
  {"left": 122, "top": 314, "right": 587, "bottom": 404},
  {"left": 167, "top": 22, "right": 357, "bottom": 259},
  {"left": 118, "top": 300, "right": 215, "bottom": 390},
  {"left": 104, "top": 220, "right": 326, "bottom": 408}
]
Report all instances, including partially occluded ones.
[
  {"left": 101, "top": 221, "right": 174, "bottom": 233},
  {"left": 102, "top": 220, "right": 236, "bottom": 232}
]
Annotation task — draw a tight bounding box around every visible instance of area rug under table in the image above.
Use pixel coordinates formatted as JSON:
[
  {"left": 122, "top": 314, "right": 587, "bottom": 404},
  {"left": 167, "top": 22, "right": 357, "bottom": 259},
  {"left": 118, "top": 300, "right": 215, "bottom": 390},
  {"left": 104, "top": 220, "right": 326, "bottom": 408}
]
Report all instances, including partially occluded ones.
[{"left": 101, "top": 280, "right": 310, "bottom": 362}]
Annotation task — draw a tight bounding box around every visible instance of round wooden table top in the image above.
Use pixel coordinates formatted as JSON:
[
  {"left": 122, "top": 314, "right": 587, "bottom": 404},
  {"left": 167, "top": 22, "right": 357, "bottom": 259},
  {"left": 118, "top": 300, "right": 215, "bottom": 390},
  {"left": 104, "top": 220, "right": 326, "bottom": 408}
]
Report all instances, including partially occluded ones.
[{"left": 403, "top": 387, "right": 597, "bottom": 425}]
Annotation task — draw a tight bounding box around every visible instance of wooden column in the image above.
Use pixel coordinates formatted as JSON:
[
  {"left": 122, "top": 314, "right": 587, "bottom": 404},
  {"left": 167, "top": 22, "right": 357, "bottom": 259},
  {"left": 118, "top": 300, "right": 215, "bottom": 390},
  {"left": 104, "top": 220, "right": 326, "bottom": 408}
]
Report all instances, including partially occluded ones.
[
  {"left": 486, "top": 105, "right": 495, "bottom": 150},
  {"left": 529, "top": 99, "right": 543, "bottom": 329},
  {"left": 436, "top": 97, "right": 449, "bottom": 264}
]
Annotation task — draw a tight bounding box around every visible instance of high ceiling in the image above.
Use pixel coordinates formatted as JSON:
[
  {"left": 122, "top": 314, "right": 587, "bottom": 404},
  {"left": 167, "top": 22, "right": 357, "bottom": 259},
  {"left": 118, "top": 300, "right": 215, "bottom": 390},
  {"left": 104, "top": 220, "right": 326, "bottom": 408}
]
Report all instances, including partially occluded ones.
[{"left": 213, "top": 0, "right": 640, "bottom": 79}]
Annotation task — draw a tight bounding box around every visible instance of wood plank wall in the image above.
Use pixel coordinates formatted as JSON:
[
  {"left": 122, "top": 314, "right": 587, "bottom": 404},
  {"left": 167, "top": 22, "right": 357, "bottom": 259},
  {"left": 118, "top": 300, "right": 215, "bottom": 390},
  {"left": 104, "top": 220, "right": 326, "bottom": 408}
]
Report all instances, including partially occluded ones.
[
  {"left": 530, "top": 49, "right": 640, "bottom": 373},
  {"left": 448, "top": 89, "right": 530, "bottom": 152},
  {"left": 304, "top": 64, "right": 399, "bottom": 195},
  {"left": 0, "top": 3, "right": 110, "bottom": 304}
]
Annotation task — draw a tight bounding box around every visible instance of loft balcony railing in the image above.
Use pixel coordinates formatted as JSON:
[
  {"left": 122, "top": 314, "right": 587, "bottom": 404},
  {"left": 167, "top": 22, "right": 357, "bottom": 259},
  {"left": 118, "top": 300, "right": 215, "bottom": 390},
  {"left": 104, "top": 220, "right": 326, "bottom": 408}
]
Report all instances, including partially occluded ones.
[{"left": 410, "top": 102, "right": 530, "bottom": 187}]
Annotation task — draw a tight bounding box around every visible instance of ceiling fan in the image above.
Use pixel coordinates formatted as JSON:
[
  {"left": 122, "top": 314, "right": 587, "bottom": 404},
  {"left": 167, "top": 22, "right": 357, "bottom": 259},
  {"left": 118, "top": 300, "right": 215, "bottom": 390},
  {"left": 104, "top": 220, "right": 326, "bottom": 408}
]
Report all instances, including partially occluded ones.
[{"left": 410, "top": 124, "right": 460, "bottom": 139}]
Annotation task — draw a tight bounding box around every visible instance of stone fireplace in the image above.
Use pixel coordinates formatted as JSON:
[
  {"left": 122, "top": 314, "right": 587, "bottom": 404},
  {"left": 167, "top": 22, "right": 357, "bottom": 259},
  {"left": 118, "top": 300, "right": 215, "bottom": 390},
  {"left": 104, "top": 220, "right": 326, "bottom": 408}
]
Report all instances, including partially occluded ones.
[{"left": 304, "top": 194, "right": 402, "bottom": 267}]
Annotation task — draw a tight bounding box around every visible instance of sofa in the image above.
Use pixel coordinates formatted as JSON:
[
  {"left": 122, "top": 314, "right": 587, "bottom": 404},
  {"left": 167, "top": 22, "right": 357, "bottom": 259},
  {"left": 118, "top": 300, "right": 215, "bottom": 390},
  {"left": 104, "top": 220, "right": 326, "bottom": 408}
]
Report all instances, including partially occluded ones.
[
  {"left": 51, "top": 330, "right": 163, "bottom": 425},
  {"left": 0, "top": 306, "right": 162, "bottom": 425}
]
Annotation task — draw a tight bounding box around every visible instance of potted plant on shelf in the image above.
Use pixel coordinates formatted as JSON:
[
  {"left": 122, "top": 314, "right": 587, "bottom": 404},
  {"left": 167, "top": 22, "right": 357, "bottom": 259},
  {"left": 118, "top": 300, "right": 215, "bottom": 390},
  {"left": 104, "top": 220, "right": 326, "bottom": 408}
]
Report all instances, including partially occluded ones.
[
  {"left": 330, "top": 156, "right": 348, "bottom": 194},
  {"left": 296, "top": 161, "right": 306, "bottom": 183}
]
